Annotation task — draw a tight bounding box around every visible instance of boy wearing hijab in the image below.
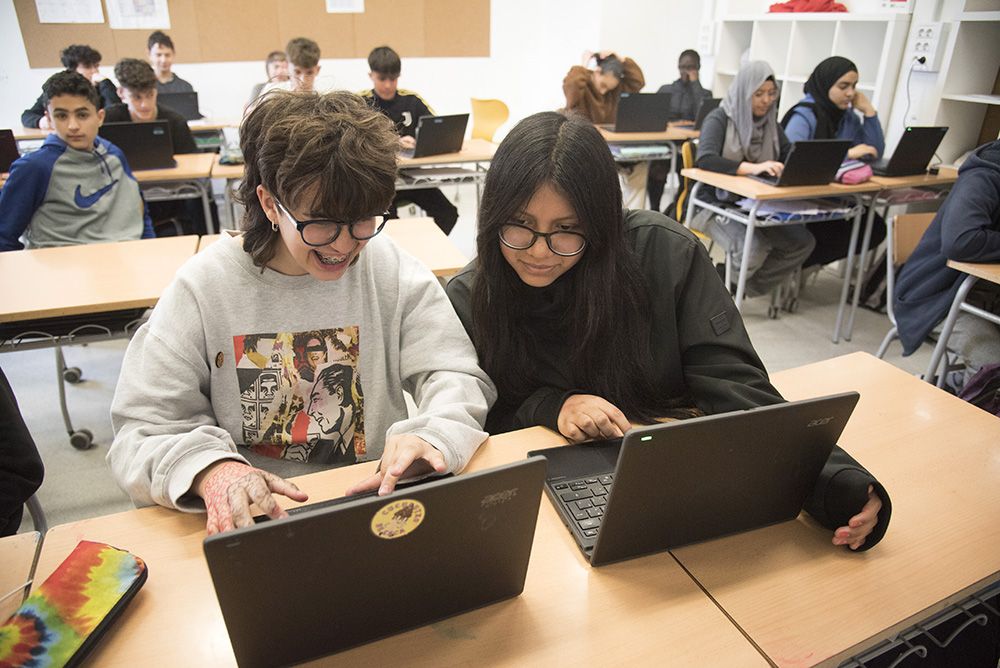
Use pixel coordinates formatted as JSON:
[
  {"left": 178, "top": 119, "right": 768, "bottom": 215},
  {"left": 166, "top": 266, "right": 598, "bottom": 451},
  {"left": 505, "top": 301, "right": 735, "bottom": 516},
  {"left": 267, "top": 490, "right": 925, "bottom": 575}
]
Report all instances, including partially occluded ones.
[{"left": 694, "top": 60, "right": 815, "bottom": 297}]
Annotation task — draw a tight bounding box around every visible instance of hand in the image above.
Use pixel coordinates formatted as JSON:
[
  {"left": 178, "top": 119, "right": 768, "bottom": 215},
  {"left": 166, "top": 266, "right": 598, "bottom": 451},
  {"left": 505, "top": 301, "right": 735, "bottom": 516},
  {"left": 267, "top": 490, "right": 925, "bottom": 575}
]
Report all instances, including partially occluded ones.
[
  {"left": 557, "top": 394, "right": 631, "bottom": 442},
  {"left": 345, "top": 434, "right": 447, "bottom": 496},
  {"left": 752, "top": 160, "right": 784, "bottom": 177},
  {"left": 399, "top": 135, "right": 416, "bottom": 150},
  {"left": 847, "top": 144, "right": 878, "bottom": 160},
  {"left": 38, "top": 114, "right": 52, "bottom": 130},
  {"left": 194, "top": 460, "right": 309, "bottom": 535},
  {"left": 832, "top": 485, "right": 882, "bottom": 550},
  {"left": 852, "top": 90, "right": 876, "bottom": 117}
]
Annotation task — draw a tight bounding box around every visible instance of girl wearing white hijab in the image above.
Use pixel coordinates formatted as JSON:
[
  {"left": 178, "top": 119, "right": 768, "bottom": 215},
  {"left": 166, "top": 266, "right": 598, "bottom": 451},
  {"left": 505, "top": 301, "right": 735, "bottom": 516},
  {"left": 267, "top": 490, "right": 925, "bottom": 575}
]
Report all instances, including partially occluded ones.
[{"left": 694, "top": 61, "right": 815, "bottom": 298}]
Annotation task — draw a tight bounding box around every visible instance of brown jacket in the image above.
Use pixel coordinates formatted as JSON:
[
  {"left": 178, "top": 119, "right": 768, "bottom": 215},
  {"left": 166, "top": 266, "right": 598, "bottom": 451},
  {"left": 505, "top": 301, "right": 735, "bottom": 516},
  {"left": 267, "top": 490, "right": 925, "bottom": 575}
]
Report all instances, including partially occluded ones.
[{"left": 562, "top": 58, "right": 645, "bottom": 124}]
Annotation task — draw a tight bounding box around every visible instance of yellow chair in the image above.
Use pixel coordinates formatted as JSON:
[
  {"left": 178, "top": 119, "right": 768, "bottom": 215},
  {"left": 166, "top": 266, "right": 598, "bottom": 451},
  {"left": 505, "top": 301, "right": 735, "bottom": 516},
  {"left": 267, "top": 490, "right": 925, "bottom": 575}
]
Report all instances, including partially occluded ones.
[
  {"left": 470, "top": 98, "right": 510, "bottom": 142},
  {"left": 676, "top": 140, "right": 712, "bottom": 249}
]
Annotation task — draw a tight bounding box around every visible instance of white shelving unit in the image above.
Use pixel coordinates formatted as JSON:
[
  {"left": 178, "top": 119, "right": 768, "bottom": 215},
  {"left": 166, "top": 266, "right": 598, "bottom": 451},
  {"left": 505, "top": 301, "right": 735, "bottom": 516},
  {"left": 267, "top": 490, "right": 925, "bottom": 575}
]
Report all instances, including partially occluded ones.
[{"left": 711, "top": 12, "right": 911, "bottom": 123}]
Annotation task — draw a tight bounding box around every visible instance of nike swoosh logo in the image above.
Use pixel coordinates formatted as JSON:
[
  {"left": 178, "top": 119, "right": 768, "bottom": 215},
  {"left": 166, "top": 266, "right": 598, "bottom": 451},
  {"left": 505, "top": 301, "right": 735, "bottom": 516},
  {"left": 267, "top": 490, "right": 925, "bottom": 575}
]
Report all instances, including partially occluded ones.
[{"left": 74, "top": 180, "right": 119, "bottom": 208}]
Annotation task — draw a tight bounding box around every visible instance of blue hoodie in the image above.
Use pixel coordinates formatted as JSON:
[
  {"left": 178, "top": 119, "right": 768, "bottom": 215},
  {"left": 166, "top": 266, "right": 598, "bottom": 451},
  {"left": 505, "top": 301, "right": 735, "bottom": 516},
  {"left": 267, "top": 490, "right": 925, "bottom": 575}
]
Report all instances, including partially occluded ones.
[
  {"left": 893, "top": 140, "right": 1000, "bottom": 355},
  {"left": 0, "top": 133, "right": 153, "bottom": 251}
]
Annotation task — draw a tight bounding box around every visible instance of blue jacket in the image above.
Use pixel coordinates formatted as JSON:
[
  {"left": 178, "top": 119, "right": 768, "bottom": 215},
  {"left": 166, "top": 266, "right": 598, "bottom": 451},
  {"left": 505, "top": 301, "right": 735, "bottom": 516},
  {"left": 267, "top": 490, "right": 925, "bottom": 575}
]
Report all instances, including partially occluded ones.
[
  {"left": 783, "top": 94, "right": 885, "bottom": 157},
  {"left": 894, "top": 140, "right": 1000, "bottom": 354},
  {"left": 0, "top": 134, "right": 153, "bottom": 251}
]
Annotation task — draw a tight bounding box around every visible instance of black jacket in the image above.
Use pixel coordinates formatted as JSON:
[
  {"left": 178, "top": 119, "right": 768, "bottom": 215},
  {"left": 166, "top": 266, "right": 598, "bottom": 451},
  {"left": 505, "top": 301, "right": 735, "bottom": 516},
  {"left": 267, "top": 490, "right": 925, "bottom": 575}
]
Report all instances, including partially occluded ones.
[
  {"left": 0, "top": 368, "right": 44, "bottom": 536},
  {"left": 102, "top": 103, "right": 199, "bottom": 155},
  {"left": 21, "top": 79, "right": 121, "bottom": 128},
  {"left": 657, "top": 78, "right": 712, "bottom": 122},
  {"left": 360, "top": 89, "right": 434, "bottom": 139}
]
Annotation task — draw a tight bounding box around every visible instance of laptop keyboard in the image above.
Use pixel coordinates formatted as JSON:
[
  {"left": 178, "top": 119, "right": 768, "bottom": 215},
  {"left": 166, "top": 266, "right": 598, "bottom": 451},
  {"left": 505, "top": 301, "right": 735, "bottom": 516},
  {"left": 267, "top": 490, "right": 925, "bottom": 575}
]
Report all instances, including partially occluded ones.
[
  {"left": 553, "top": 474, "right": 614, "bottom": 538},
  {"left": 749, "top": 173, "right": 780, "bottom": 186}
]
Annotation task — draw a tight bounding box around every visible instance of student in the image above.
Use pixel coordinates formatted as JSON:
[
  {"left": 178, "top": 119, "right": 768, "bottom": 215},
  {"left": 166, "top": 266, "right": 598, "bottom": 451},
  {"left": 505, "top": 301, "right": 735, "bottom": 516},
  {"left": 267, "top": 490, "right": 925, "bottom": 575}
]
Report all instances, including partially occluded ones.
[
  {"left": 108, "top": 91, "right": 494, "bottom": 535},
  {"left": 694, "top": 60, "right": 815, "bottom": 297},
  {"left": 248, "top": 50, "right": 289, "bottom": 104},
  {"left": 894, "top": 138, "right": 1000, "bottom": 385},
  {"left": 0, "top": 368, "right": 45, "bottom": 537},
  {"left": 648, "top": 49, "right": 713, "bottom": 212},
  {"left": 0, "top": 72, "right": 152, "bottom": 252},
  {"left": 260, "top": 37, "right": 321, "bottom": 95},
  {"left": 21, "top": 44, "right": 121, "bottom": 129},
  {"left": 104, "top": 58, "right": 198, "bottom": 154},
  {"left": 446, "top": 111, "right": 890, "bottom": 551},
  {"left": 360, "top": 45, "right": 459, "bottom": 236},
  {"left": 148, "top": 30, "right": 195, "bottom": 95},
  {"left": 782, "top": 56, "right": 886, "bottom": 268},
  {"left": 563, "top": 51, "right": 648, "bottom": 209}
]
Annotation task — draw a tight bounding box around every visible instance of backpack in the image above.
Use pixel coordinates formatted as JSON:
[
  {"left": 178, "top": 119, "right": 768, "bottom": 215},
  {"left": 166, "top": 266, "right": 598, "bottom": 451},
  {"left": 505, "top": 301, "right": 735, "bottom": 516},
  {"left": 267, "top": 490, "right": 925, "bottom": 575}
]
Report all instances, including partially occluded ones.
[{"left": 958, "top": 362, "right": 1000, "bottom": 417}]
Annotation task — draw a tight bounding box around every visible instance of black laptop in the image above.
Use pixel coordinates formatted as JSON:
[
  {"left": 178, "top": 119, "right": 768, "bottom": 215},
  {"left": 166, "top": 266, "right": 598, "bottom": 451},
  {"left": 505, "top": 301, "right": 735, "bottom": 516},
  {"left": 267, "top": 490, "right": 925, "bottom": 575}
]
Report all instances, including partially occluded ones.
[
  {"left": 158, "top": 91, "right": 202, "bottom": 121},
  {"left": 99, "top": 121, "right": 176, "bottom": 170},
  {"left": 401, "top": 113, "right": 469, "bottom": 159},
  {"left": 204, "top": 458, "right": 546, "bottom": 667},
  {"left": 750, "top": 139, "right": 851, "bottom": 186},
  {"left": 602, "top": 92, "right": 672, "bottom": 133},
  {"left": 871, "top": 126, "right": 948, "bottom": 177},
  {"left": 528, "top": 392, "right": 859, "bottom": 566},
  {"left": 674, "top": 96, "right": 721, "bottom": 130},
  {"left": 0, "top": 129, "right": 19, "bottom": 173}
]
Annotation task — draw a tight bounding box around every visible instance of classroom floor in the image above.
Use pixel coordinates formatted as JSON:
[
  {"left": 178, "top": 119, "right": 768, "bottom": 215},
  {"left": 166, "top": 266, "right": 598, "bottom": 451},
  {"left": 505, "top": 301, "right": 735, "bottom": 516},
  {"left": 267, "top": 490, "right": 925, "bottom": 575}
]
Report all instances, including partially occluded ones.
[{"left": 7, "top": 185, "right": 934, "bottom": 531}]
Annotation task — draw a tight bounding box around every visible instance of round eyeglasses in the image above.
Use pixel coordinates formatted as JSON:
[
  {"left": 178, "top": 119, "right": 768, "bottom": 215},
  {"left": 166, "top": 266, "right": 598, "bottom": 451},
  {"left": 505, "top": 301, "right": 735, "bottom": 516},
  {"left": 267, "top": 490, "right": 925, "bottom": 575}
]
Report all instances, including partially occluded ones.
[
  {"left": 499, "top": 223, "right": 587, "bottom": 257},
  {"left": 276, "top": 201, "right": 389, "bottom": 247}
]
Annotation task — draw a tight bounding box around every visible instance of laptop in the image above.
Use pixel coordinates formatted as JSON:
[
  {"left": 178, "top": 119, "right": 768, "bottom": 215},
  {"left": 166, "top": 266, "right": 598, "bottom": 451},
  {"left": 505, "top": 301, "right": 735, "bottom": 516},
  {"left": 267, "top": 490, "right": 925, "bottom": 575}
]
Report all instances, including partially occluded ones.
[
  {"left": 0, "top": 129, "right": 19, "bottom": 173},
  {"left": 601, "top": 92, "right": 671, "bottom": 133},
  {"left": 871, "top": 126, "right": 948, "bottom": 177},
  {"left": 527, "top": 392, "right": 859, "bottom": 567},
  {"left": 400, "top": 113, "right": 469, "bottom": 159},
  {"left": 157, "top": 91, "right": 202, "bottom": 121},
  {"left": 674, "top": 97, "right": 721, "bottom": 130},
  {"left": 98, "top": 121, "right": 176, "bottom": 170},
  {"left": 749, "top": 139, "right": 851, "bottom": 186},
  {"left": 204, "top": 458, "right": 546, "bottom": 667}
]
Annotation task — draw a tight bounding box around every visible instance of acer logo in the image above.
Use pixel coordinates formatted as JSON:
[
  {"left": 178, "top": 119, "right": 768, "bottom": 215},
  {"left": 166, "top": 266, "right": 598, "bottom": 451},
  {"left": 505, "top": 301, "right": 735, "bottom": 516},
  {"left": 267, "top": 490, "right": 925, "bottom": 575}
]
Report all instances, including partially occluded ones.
[{"left": 807, "top": 417, "right": 833, "bottom": 427}]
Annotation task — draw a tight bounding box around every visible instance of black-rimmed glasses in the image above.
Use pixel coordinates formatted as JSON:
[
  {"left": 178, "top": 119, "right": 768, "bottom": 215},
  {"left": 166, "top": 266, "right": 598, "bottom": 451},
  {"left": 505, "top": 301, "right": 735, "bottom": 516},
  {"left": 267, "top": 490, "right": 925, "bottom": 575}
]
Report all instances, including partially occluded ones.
[
  {"left": 276, "top": 201, "right": 389, "bottom": 247},
  {"left": 499, "top": 222, "right": 587, "bottom": 257}
]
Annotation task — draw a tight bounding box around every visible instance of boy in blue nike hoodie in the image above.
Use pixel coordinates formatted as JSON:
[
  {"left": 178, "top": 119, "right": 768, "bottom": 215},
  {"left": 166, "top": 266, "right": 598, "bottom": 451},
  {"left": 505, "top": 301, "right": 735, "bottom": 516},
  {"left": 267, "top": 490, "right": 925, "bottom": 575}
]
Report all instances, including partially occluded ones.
[{"left": 0, "top": 71, "right": 152, "bottom": 252}]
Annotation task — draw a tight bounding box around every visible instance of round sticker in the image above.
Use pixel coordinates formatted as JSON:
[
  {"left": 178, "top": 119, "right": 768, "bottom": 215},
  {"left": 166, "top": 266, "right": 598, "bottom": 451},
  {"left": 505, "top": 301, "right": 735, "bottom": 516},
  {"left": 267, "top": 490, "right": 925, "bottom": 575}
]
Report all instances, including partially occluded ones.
[
  {"left": 371, "top": 499, "right": 425, "bottom": 539},
  {"left": 214, "top": 352, "right": 225, "bottom": 368}
]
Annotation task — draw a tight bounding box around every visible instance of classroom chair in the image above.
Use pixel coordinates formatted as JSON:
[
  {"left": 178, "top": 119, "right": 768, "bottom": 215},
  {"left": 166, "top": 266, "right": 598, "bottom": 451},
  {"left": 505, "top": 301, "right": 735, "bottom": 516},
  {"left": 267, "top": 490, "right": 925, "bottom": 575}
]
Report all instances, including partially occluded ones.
[
  {"left": 470, "top": 98, "right": 509, "bottom": 142},
  {"left": 923, "top": 269, "right": 1000, "bottom": 388},
  {"left": 875, "top": 212, "right": 936, "bottom": 359}
]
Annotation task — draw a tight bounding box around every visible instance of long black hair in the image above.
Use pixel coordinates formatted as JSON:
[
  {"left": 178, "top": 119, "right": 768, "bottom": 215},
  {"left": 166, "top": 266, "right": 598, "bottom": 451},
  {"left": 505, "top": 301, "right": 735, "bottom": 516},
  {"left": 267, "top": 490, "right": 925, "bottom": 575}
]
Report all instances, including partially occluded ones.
[{"left": 471, "top": 111, "right": 677, "bottom": 423}]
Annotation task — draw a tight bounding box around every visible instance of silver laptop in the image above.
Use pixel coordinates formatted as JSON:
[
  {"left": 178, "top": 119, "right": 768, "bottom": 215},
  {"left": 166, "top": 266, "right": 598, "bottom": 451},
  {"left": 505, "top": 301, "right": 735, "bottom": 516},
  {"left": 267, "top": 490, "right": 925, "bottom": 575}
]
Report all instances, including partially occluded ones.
[
  {"left": 528, "top": 392, "right": 859, "bottom": 566},
  {"left": 204, "top": 458, "right": 546, "bottom": 666}
]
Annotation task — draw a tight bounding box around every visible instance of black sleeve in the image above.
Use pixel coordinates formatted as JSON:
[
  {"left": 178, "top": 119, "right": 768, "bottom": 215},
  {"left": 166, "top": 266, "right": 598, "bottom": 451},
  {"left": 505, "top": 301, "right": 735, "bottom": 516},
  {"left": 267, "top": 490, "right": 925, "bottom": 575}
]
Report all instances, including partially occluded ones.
[
  {"left": 21, "top": 93, "right": 46, "bottom": 128},
  {"left": 97, "top": 79, "right": 122, "bottom": 109},
  {"left": 165, "top": 108, "right": 199, "bottom": 154},
  {"left": 695, "top": 109, "right": 741, "bottom": 174},
  {"left": 0, "top": 368, "right": 44, "bottom": 537},
  {"left": 778, "top": 123, "right": 792, "bottom": 163}
]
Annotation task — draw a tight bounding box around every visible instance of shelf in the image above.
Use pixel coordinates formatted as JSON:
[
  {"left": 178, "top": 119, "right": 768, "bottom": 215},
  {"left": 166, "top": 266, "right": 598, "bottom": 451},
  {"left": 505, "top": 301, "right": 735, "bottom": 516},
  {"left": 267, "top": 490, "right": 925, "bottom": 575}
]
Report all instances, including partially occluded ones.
[
  {"left": 723, "top": 13, "right": 910, "bottom": 22},
  {"left": 716, "top": 69, "right": 738, "bottom": 77},
  {"left": 958, "top": 11, "right": 1000, "bottom": 21},
  {"left": 941, "top": 93, "right": 1000, "bottom": 105}
]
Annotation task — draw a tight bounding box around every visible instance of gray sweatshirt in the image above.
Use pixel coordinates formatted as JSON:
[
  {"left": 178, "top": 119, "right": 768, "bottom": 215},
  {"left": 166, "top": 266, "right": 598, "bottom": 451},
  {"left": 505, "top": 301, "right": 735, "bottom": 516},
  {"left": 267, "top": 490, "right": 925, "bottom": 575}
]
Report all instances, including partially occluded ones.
[{"left": 109, "top": 233, "right": 496, "bottom": 511}]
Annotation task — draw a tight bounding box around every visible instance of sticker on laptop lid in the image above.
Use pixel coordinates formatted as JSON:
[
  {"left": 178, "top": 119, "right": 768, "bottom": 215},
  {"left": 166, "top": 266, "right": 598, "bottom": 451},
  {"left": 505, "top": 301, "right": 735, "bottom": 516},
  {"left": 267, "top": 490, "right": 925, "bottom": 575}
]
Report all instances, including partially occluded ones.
[{"left": 371, "top": 499, "right": 425, "bottom": 539}]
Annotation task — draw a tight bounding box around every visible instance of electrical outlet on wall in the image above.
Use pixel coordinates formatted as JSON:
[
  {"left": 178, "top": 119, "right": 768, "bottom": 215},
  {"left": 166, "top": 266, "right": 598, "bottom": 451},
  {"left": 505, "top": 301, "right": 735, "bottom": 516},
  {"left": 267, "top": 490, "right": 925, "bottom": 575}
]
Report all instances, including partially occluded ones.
[{"left": 909, "top": 23, "right": 947, "bottom": 72}]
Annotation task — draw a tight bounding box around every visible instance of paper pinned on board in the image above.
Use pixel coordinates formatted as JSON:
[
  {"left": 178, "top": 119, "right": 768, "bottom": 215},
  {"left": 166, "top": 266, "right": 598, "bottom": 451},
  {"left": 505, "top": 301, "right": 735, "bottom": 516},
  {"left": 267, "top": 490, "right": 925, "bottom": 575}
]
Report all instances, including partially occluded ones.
[
  {"left": 35, "top": 0, "right": 104, "bottom": 23},
  {"left": 326, "top": 0, "right": 364, "bottom": 13},
  {"left": 105, "top": 0, "right": 170, "bottom": 29}
]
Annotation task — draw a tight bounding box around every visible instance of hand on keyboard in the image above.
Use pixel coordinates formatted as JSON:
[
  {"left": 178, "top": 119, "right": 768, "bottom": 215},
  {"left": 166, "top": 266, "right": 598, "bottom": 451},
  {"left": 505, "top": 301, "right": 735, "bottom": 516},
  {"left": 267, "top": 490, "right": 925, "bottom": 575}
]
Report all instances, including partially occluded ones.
[{"left": 558, "top": 394, "right": 631, "bottom": 442}]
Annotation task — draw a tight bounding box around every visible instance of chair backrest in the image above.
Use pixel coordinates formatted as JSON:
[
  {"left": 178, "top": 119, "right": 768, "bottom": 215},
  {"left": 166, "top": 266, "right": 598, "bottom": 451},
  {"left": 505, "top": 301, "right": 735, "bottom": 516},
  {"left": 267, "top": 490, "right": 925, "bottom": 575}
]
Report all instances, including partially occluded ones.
[
  {"left": 676, "top": 140, "right": 697, "bottom": 222},
  {"left": 470, "top": 98, "right": 510, "bottom": 142},
  {"left": 893, "top": 212, "right": 936, "bottom": 267}
]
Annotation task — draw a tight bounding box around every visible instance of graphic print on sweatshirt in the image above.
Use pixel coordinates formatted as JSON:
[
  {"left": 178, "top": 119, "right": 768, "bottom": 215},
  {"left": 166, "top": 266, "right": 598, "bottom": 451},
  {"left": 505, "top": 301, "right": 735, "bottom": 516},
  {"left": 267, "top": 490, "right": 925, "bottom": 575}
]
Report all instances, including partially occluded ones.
[{"left": 233, "top": 327, "right": 365, "bottom": 465}]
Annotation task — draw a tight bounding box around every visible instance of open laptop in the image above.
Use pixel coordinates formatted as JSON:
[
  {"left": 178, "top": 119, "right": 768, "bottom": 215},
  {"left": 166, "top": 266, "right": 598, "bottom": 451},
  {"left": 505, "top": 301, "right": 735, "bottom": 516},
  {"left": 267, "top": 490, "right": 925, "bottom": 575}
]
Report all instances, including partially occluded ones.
[
  {"left": 204, "top": 458, "right": 546, "bottom": 667},
  {"left": 98, "top": 121, "right": 176, "bottom": 170},
  {"left": 674, "top": 96, "right": 721, "bottom": 130},
  {"left": 749, "top": 139, "right": 851, "bottom": 186},
  {"left": 527, "top": 392, "right": 859, "bottom": 567},
  {"left": 0, "top": 129, "right": 19, "bottom": 173},
  {"left": 157, "top": 91, "right": 202, "bottom": 121},
  {"left": 400, "top": 113, "right": 469, "bottom": 159},
  {"left": 871, "top": 126, "right": 948, "bottom": 177},
  {"left": 600, "top": 92, "right": 671, "bottom": 133}
]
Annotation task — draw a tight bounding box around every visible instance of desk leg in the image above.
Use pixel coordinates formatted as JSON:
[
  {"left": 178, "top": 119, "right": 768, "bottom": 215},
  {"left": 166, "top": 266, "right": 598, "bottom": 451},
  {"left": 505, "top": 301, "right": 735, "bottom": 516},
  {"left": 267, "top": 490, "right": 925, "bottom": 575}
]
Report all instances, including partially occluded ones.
[
  {"left": 685, "top": 181, "right": 701, "bottom": 228},
  {"left": 198, "top": 180, "right": 215, "bottom": 235},
  {"left": 734, "top": 204, "right": 759, "bottom": 310},
  {"left": 924, "top": 274, "right": 978, "bottom": 387},
  {"left": 832, "top": 197, "right": 863, "bottom": 343},
  {"left": 844, "top": 193, "right": 884, "bottom": 341}
]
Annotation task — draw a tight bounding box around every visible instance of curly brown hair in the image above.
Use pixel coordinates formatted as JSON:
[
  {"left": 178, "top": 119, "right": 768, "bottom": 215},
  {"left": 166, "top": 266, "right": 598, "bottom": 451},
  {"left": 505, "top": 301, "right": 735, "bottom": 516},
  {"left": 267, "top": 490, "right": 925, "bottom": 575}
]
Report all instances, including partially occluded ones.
[{"left": 237, "top": 90, "right": 399, "bottom": 269}]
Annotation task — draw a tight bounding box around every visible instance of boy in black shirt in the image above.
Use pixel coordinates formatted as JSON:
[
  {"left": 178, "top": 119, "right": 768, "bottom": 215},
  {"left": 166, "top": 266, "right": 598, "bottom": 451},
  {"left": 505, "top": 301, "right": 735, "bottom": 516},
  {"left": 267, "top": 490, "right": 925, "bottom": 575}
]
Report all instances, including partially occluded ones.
[
  {"left": 360, "top": 46, "right": 459, "bottom": 235},
  {"left": 21, "top": 44, "right": 121, "bottom": 128},
  {"left": 103, "top": 58, "right": 197, "bottom": 154}
]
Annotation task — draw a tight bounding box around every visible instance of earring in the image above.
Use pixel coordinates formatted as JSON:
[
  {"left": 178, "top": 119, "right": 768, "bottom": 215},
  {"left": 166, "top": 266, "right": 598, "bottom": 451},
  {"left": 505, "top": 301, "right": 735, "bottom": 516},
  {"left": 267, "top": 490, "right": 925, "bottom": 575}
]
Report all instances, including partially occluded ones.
[{"left": 271, "top": 220, "right": 279, "bottom": 232}]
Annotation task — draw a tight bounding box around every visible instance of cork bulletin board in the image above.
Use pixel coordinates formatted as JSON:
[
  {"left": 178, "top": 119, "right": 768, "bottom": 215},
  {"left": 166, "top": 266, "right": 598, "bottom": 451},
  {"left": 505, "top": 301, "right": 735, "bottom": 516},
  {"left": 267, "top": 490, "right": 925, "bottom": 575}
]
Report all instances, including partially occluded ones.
[{"left": 15, "top": 0, "right": 490, "bottom": 68}]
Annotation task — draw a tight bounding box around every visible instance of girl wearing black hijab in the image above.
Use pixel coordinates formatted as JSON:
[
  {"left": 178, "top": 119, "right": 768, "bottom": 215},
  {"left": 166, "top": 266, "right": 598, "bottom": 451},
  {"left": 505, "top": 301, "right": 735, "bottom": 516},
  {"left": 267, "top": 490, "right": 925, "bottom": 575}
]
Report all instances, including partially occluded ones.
[{"left": 781, "top": 56, "right": 887, "bottom": 268}]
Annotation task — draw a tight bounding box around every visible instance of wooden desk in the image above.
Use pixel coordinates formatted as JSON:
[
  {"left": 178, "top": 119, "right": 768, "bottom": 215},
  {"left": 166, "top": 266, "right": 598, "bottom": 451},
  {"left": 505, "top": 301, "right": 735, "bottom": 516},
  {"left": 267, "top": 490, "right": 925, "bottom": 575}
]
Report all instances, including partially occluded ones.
[
  {"left": 398, "top": 138, "right": 497, "bottom": 167},
  {"left": 0, "top": 236, "right": 199, "bottom": 323},
  {"left": 0, "top": 531, "right": 42, "bottom": 621},
  {"left": 134, "top": 153, "right": 217, "bottom": 234},
  {"left": 31, "top": 435, "right": 766, "bottom": 665},
  {"left": 948, "top": 259, "right": 1000, "bottom": 284},
  {"left": 597, "top": 124, "right": 700, "bottom": 144},
  {"left": 14, "top": 126, "right": 49, "bottom": 141},
  {"left": 681, "top": 168, "right": 882, "bottom": 201},
  {"left": 673, "top": 352, "right": 1000, "bottom": 667}
]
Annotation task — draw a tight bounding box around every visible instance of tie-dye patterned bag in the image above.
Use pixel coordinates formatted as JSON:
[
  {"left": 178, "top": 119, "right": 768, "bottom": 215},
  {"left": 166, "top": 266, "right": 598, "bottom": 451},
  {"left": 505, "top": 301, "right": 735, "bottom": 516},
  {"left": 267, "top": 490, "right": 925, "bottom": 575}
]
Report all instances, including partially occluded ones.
[{"left": 0, "top": 540, "right": 147, "bottom": 667}]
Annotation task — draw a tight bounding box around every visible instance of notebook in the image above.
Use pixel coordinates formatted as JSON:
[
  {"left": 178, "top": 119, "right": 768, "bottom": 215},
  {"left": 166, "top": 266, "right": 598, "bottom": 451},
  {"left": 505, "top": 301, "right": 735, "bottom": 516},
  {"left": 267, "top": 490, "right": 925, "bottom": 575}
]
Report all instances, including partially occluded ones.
[
  {"left": 749, "top": 139, "right": 851, "bottom": 187},
  {"left": 673, "top": 97, "right": 721, "bottom": 130},
  {"left": 98, "top": 121, "right": 176, "bottom": 170},
  {"left": 0, "top": 129, "right": 19, "bottom": 173},
  {"left": 527, "top": 392, "right": 859, "bottom": 566},
  {"left": 157, "top": 91, "right": 202, "bottom": 121},
  {"left": 399, "top": 113, "right": 469, "bottom": 159},
  {"left": 601, "top": 92, "right": 672, "bottom": 133},
  {"left": 871, "top": 126, "right": 948, "bottom": 177},
  {"left": 204, "top": 458, "right": 546, "bottom": 667}
]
